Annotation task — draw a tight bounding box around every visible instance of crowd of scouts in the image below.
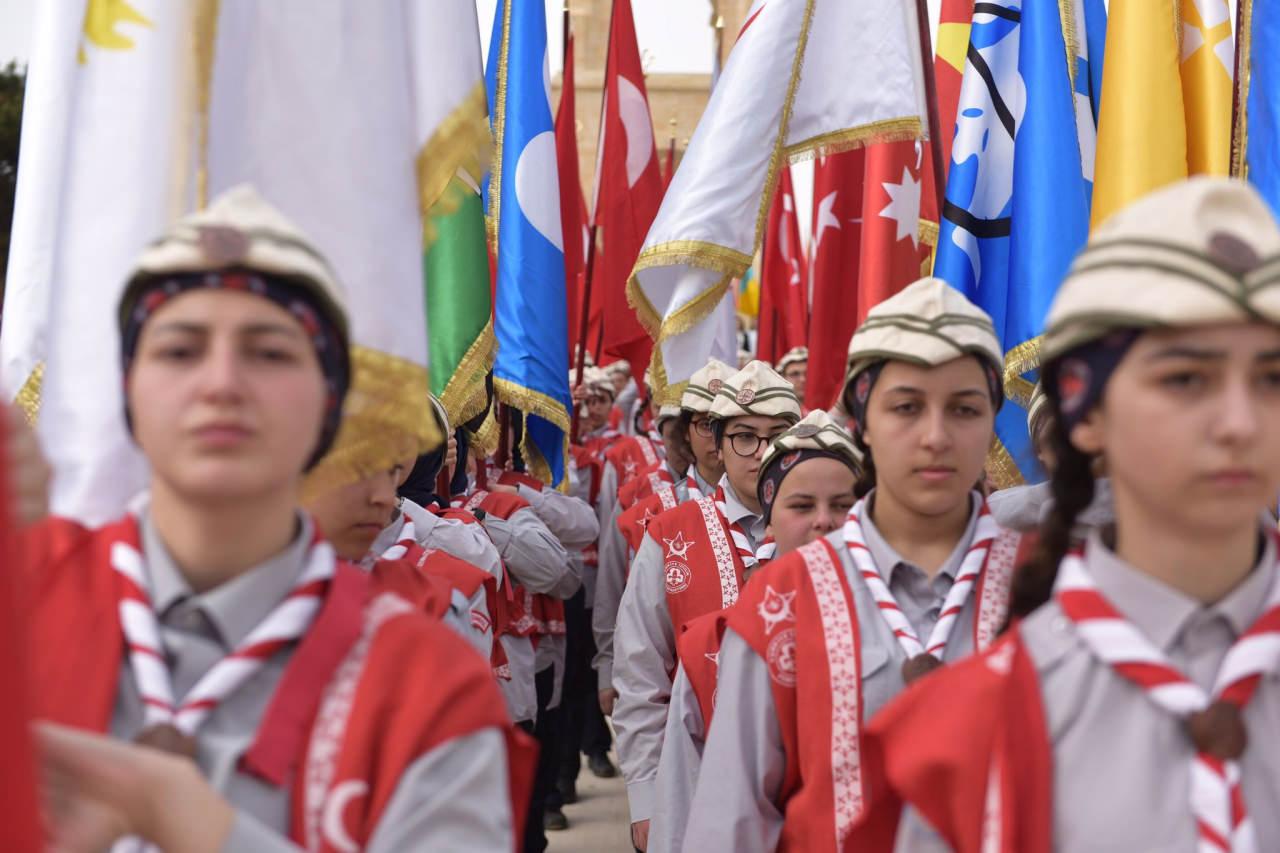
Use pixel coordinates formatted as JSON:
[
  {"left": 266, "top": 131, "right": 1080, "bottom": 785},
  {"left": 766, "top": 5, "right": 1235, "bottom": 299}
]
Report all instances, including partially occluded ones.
[{"left": 11, "top": 174, "right": 1280, "bottom": 853}]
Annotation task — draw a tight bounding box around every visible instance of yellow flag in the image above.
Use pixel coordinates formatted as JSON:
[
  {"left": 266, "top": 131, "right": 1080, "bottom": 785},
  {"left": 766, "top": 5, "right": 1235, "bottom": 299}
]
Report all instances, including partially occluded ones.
[
  {"left": 1180, "top": 0, "right": 1235, "bottom": 175},
  {"left": 1091, "top": 0, "right": 1188, "bottom": 229}
]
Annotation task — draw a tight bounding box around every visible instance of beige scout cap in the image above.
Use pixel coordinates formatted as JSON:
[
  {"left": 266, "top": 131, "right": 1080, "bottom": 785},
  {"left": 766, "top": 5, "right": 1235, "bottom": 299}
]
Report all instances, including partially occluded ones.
[
  {"left": 1026, "top": 381, "right": 1050, "bottom": 438},
  {"left": 120, "top": 184, "right": 349, "bottom": 341},
  {"left": 1043, "top": 177, "right": 1280, "bottom": 361},
  {"left": 710, "top": 360, "right": 802, "bottom": 423},
  {"left": 583, "top": 366, "right": 616, "bottom": 399},
  {"left": 657, "top": 403, "right": 682, "bottom": 424},
  {"left": 760, "top": 410, "right": 861, "bottom": 475},
  {"left": 680, "top": 358, "right": 736, "bottom": 414},
  {"left": 604, "top": 360, "right": 632, "bottom": 378},
  {"left": 776, "top": 346, "right": 809, "bottom": 374},
  {"left": 844, "top": 277, "right": 1002, "bottom": 390}
]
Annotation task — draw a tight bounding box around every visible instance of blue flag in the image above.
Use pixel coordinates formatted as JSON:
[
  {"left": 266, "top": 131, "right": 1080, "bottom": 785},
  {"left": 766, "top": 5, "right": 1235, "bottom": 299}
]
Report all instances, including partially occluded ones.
[
  {"left": 1240, "top": 0, "right": 1280, "bottom": 218},
  {"left": 934, "top": 0, "right": 1101, "bottom": 486},
  {"left": 484, "top": 0, "right": 572, "bottom": 488}
]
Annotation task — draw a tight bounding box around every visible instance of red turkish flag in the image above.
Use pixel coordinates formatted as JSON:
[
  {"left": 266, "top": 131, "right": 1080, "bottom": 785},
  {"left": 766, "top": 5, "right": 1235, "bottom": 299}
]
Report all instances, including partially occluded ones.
[
  {"left": 591, "top": 0, "right": 662, "bottom": 378},
  {"left": 556, "top": 31, "right": 590, "bottom": 362},
  {"left": 805, "top": 150, "right": 865, "bottom": 412},
  {"left": 857, "top": 138, "right": 934, "bottom": 322},
  {"left": 805, "top": 139, "right": 938, "bottom": 412},
  {"left": 757, "top": 167, "right": 808, "bottom": 365}
]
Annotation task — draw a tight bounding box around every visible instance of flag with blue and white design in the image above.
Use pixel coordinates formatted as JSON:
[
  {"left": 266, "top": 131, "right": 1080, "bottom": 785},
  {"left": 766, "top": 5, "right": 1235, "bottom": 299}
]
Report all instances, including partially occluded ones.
[
  {"left": 934, "top": 0, "right": 1103, "bottom": 486},
  {"left": 484, "top": 0, "right": 572, "bottom": 489},
  {"left": 1238, "top": 0, "right": 1280, "bottom": 218}
]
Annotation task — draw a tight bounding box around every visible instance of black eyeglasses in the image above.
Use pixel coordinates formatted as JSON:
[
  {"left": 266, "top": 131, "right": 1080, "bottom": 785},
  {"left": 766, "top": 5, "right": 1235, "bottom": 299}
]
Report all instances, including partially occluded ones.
[{"left": 725, "top": 431, "right": 779, "bottom": 457}]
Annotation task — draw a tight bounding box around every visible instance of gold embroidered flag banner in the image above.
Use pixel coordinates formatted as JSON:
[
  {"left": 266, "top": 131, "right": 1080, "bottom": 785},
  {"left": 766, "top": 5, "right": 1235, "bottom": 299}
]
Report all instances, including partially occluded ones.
[
  {"left": 3, "top": 0, "right": 456, "bottom": 522},
  {"left": 627, "top": 0, "right": 928, "bottom": 402}
]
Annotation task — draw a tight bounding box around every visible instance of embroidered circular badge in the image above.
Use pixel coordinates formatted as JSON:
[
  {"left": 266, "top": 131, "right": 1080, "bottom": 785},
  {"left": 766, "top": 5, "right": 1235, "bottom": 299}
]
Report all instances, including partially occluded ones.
[
  {"left": 779, "top": 450, "right": 802, "bottom": 471},
  {"left": 196, "top": 225, "right": 250, "bottom": 265},
  {"left": 708, "top": 378, "right": 724, "bottom": 395},
  {"left": 1057, "top": 358, "right": 1091, "bottom": 416},
  {"left": 766, "top": 628, "right": 798, "bottom": 687},
  {"left": 1208, "top": 231, "right": 1261, "bottom": 274},
  {"left": 762, "top": 479, "right": 776, "bottom": 504},
  {"left": 664, "top": 560, "right": 692, "bottom": 594},
  {"left": 792, "top": 424, "right": 819, "bottom": 439},
  {"left": 736, "top": 385, "right": 757, "bottom": 405}
]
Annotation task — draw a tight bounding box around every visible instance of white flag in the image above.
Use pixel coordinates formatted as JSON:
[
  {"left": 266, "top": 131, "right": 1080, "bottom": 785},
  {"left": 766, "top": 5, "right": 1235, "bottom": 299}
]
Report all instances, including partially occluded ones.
[
  {"left": 4, "top": 1, "right": 467, "bottom": 523},
  {"left": 628, "top": 0, "right": 928, "bottom": 398}
]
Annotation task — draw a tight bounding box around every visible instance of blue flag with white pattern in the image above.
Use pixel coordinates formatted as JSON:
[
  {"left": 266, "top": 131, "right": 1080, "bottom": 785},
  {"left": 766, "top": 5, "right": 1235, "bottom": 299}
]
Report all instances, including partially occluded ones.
[
  {"left": 484, "top": 0, "right": 572, "bottom": 488},
  {"left": 934, "top": 0, "right": 1102, "bottom": 486},
  {"left": 1240, "top": 0, "right": 1280, "bottom": 218}
]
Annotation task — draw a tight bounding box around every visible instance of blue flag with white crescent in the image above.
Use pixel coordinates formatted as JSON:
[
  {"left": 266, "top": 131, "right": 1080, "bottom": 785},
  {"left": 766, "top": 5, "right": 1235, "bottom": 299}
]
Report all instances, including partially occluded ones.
[
  {"left": 484, "top": 0, "right": 572, "bottom": 489},
  {"left": 934, "top": 0, "right": 1102, "bottom": 486},
  {"left": 1240, "top": 0, "right": 1280, "bottom": 218}
]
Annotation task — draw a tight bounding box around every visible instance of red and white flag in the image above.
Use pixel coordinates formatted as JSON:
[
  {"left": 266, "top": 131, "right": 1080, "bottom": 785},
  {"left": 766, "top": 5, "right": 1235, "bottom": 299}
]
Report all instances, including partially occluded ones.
[
  {"left": 592, "top": 0, "right": 663, "bottom": 379},
  {"left": 805, "top": 139, "right": 937, "bottom": 412},
  {"left": 556, "top": 30, "right": 590, "bottom": 361},
  {"left": 857, "top": 138, "right": 934, "bottom": 322},
  {"left": 630, "top": 0, "right": 927, "bottom": 398},
  {"left": 805, "top": 150, "right": 865, "bottom": 412},
  {"left": 757, "top": 166, "right": 808, "bottom": 364}
]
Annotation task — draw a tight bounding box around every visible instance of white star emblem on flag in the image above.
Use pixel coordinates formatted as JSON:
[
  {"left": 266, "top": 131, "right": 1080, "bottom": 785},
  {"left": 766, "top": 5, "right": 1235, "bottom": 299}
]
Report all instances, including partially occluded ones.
[{"left": 879, "top": 166, "right": 921, "bottom": 248}]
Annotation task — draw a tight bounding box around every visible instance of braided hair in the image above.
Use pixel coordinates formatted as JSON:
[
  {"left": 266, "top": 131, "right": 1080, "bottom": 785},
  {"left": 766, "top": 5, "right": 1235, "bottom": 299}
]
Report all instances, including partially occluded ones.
[{"left": 1006, "top": 362, "right": 1099, "bottom": 622}]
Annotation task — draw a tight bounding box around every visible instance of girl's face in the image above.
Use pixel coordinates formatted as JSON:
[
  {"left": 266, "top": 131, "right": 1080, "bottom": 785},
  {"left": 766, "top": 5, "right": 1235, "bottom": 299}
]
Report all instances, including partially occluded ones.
[
  {"left": 305, "top": 462, "right": 406, "bottom": 561},
  {"left": 767, "top": 456, "right": 857, "bottom": 555},
  {"left": 686, "top": 414, "right": 721, "bottom": 477},
  {"left": 127, "top": 289, "right": 328, "bottom": 506},
  {"left": 1070, "top": 323, "right": 1280, "bottom": 537},
  {"left": 862, "top": 357, "right": 995, "bottom": 518}
]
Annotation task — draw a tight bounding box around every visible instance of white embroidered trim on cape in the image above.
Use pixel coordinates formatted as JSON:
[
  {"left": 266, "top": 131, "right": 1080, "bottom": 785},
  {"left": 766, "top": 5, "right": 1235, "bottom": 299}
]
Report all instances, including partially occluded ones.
[
  {"left": 975, "top": 529, "right": 1019, "bottom": 652},
  {"left": 799, "top": 539, "right": 865, "bottom": 846},
  {"left": 303, "top": 592, "right": 413, "bottom": 851},
  {"left": 695, "top": 496, "right": 740, "bottom": 609}
]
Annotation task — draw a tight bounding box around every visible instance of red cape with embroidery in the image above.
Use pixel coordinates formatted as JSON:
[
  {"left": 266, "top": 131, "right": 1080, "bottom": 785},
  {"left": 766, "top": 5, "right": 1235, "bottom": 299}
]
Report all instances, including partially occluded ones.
[
  {"left": 603, "top": 434, "right": 662, "bottom": 486},
  {"left": 616, "top": 465, "right": 674, "bottom": 512},
  {"left": 727, "top": 533, "right": 1023, "bottom": 852},
  {"left": 848, "top": 630, "right": 1053, "bottom": 853},
  {"left": 19, "top": 516, "right": 536, "bottom": 852},
  {"left": 676, "top": 610, "right": 729, "bottom": 729},
  {"left": 642, "top": 496, "right": 747, "bottom": 637},
  {"left": 618, "top": 487, "right": 681, "bottom": 557}
]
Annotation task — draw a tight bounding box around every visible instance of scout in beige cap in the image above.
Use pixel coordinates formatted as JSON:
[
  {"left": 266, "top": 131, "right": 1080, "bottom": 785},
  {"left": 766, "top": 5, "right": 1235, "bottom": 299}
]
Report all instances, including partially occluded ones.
[
  {"left": 682, "top": 278, "right": 1025, "bottom": 851},
  {"left": 649, "top": 409, "right": 861, "bottom": 850},
  {"left": 708, "top": 359, "right": 803, "bottom": 524},
  {"left": 775, "top": 346, "right": 809, "bottom": 401},
  {"left": 611, "top": 359, "right": 800, "bottom": 837},
  {"left": 576, "top": 365, "right": 618, "bottom": 438},
  {"left": 20, "top": 184, "right": 525, "bottom": 851},
  {"left": 846, "top": 178, "right": 1280, "bottom": 853},
  {"left": 677, "top": 358, "right": 736, "bottom": 496}
]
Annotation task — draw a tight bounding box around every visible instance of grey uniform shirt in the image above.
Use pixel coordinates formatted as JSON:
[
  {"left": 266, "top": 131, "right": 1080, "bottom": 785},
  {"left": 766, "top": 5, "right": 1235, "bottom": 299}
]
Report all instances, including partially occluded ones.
[
  {"left": 649, "top": 665, "right": 706, "bottom": 853},
  {"left": 517, "top": 483, "right": 592, "bottom": 706},
  {"left": 483, "top": 505, "right": 572, "bottom": 720},
  {"left": 614, "top": 477, "right": 764, "bottom": 823},
  {"left": 593, "top": 465, "right": 691, "bottom": 691},
  {"left": 682, "top": 494, "right": 983, "bottom": 851},
  {"left": 1026, "top": 531, "right": 1280, "bottom": 853},
  {"left": 110, "top": 513, "right": 513, "bottom": 851}
]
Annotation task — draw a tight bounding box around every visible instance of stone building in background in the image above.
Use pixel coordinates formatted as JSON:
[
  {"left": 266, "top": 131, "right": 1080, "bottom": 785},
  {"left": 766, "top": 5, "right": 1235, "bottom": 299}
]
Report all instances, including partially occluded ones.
[{"left": 552, "top": 0, "right": 752, "bottom": 199}]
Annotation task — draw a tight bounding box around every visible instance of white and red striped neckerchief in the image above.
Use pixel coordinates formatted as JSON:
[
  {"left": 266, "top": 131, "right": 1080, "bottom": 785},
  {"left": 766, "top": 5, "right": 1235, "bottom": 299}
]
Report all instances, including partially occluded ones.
[
  {"left": 713, "top": 485, "right": 762, "bottom": 570},
  {"left": 1056, "top": 547, "right": 1280, "bottom": 853},
  {"left": 843, "top": 495, "right": 998, "bottom": 663},
  {"left": 112, "top": 524, "right": 336, "bottom": 736},
  {"left": 452, "top": 490, "right": 488, "bottom": 512},
  {"left": 380, "top": 519, "right": 417, "bottom": 561}
]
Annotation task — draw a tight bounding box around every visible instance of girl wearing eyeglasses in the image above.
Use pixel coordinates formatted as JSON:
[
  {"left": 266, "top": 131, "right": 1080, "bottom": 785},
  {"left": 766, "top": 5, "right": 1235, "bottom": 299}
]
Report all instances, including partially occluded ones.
[
  {"left": 650, "top": 410, "right": 860, "bottom": 852},
  {"left": 681, "top": 278, "right": 1023, "bottom": 852},
  {"left": 612, "top": 360, "right": 801, "bottom": 850}
]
